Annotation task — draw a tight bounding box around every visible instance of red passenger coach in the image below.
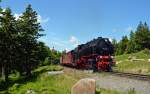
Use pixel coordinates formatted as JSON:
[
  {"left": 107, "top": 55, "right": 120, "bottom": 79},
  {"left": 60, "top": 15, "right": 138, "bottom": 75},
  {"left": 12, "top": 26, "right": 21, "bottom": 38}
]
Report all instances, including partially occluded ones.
[
  {"left": 60, "top": 52, "right": 76, "bottom": 67},
  {"left": 60, "top": 37, "right": 115, "bottom": 71}
]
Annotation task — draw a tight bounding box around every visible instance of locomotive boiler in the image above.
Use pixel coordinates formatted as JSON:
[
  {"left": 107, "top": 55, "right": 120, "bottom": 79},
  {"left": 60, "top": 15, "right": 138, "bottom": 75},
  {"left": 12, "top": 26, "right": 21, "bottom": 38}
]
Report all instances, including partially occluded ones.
[{"left": 60, "top": 37, "right": 115, "bottom": 71}]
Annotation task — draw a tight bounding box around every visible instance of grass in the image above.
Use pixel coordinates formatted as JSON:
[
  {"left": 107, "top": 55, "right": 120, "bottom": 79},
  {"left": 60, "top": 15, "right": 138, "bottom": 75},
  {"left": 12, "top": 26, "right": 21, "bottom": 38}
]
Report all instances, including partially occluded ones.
[
  {"left": 0, "top": 65, "right": 69, "bottom": 94},
  {"left": 96, "top": 88, "right": 136, "bottom": 94},
  {"left": 0, "top": 66, "right": 122, "bottom": 94},
  {"left": 0, "top": 65, "right": 138, "bottom": 94},
  {"left": 115, "top": 50, "right": 150, "bottom": 61},
  {"left": 34, "top": 65, "right": 64, "bottom": 73},
  {"left": 113, "top": 50, "right": 150, "bottom": 75},
  {"left": 7, "top": 74, "right": 75, "bottom": 94},
  {"left": 96, "top": 88, "right": 121, "bottom": 94}
]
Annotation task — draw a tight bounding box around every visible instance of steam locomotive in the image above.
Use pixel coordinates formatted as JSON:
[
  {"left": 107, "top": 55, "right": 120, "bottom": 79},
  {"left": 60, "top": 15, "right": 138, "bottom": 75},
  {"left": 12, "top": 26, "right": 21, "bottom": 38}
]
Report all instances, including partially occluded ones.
[{"left": 60, "top": 37, "right": 115, "bottom": 71}]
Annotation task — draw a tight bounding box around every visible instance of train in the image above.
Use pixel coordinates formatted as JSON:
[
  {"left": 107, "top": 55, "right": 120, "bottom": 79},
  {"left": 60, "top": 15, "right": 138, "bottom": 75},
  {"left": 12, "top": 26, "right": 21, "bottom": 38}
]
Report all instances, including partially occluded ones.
[{"left": 60, "top": 37, "right": 115, "bottom": 71}]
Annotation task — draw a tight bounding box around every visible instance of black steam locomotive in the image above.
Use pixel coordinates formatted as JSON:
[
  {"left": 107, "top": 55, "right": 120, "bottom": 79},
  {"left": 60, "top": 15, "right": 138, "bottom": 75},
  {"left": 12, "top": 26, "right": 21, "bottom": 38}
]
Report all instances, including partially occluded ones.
[{"left": 60, "top": 37, "right": 115, "bottom": 71}]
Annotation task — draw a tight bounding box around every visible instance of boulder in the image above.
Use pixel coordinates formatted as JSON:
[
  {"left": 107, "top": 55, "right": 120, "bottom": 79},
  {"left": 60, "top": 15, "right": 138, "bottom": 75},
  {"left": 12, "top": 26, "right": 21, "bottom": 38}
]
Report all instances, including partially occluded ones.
[
  {"left": 48, "top": 71, "right": 64, "bottom": 75},
  {"left": 71, "top": 78, "right": 95, "bottom": 94}
]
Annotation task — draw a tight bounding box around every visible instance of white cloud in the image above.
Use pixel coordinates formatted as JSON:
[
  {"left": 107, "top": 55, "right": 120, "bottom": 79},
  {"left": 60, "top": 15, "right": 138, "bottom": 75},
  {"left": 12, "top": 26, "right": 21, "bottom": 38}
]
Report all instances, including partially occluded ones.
[
  {"left": 39, "top": 35, "right": 80, "bottom": 51},
  {"left": 65, "top": 48, "right": 69, "bottom": 52},
  {"left": 2, "top": 8, "right": 6, "bottom": 12},
  {"left": 14, "top": 13, "right": 49, "bottom": 24},
  {"left": 69, "top": 36, "right": 79, "bottom": 47},
  {"left": 14, "top": 13, "right": 22, "bottom": 20},
  {"left": 37, "top": 15, "right": 49, "bottom": 23}
]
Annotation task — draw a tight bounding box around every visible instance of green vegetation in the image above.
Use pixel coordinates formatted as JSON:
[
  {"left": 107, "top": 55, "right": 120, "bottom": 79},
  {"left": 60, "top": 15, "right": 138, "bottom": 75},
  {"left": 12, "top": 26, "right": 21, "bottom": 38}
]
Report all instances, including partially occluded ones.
[
  {"left": 34, "top": 65, "right": 63, "bottom": 73},
  {"left": 96, "top": 88, "right": 121, "bottom": 94},
  {"left": 96, "top": 88, "right": 136, "bottom": 94},
  {"left": 0, "top": 3, "right": 61, "bottom": 93},
  {"left": 0, "top": 65, "right": 136, "bottom": 94},
  {"left": 113, "top": 50, "right": 150, "bottom": 75},
  {"left": 0, "top": 65, "right": 66, "bottom": 94},
  {"left": 0, "top": 4, "right": 61, "bottom": 84},
  {"left": 112, "top": 22, "right": 150, "bottom": 55},
  {"left": 112, "top": 22, "right": 150, "bottom": 75}
]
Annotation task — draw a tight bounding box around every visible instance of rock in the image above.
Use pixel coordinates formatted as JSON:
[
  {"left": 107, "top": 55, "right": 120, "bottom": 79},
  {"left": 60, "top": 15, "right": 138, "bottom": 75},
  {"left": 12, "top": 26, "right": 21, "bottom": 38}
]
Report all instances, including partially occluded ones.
[
  {"left": 48, "top": 71, "right": 64, "bottom": 75},
  {"left": 71, "top": 78, "right": 95, "bottom": 94}
]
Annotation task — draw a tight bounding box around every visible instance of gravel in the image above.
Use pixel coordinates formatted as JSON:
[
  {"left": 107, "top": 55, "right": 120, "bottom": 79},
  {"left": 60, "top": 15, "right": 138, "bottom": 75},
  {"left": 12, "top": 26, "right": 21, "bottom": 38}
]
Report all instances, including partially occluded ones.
[
  {"left": 92, "top": 74, "right": 150, "bottom": 94},
  {"left": 64, "top": 67, "right": 150, "bottom": 94}
]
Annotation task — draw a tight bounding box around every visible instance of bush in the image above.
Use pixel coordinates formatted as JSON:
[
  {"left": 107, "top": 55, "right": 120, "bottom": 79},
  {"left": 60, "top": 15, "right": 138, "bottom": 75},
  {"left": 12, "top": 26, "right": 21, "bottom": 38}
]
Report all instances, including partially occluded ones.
[
  {"left": 142, "top": 48, "right": 150, "bottom": 55},
  {"left": 8, "top": 83, "right": 20, "bottom": 92},
  {"left": 42, "top": 57, "right": 51, "bottom": 66}
]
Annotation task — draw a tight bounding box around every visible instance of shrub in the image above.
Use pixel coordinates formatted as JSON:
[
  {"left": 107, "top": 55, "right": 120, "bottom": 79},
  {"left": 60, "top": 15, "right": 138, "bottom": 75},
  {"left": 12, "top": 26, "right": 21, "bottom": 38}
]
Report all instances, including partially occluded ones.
[
  {"left": 42, "top": 57, "right": 51, "bottom": 66},
  {"left": 142, "top": 48, "right": 150, "bottom": 55}
]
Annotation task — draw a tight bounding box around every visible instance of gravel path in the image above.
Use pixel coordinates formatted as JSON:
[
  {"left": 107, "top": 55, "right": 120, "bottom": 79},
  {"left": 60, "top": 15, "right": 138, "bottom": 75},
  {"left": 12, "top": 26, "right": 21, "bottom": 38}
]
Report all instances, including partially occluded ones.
[
  {"left": 64, "top": 67, "right": 150, "bottom": 94},
  {"left": 92, "top": 74, "right": 150, "bottom": 94}
]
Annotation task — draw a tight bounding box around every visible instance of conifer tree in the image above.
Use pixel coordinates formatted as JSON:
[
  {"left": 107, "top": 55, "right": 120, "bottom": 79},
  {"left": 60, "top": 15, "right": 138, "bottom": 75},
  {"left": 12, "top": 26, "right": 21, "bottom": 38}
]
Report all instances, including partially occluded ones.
[
  {"left": 0, "top": 8, "right": 17, "bottom": 81},
  {"left": 16, "top": 4, "right": 44, "bottom": 76}
]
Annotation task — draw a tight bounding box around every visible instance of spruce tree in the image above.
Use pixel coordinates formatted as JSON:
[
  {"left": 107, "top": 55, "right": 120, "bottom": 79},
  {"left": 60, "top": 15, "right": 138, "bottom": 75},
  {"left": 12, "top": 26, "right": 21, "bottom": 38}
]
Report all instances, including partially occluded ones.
[
  {"left": 135, "top": 22, "right": 150, "bottom": 50},
  {"left": 0, "top": 8, "right": 17, "bottom": 81},
  {"left": 126, "top": 31, "right": 136, "bottom": 53},
  {"left": 17, "top": 4, "right": 44, "bottom": 76}
]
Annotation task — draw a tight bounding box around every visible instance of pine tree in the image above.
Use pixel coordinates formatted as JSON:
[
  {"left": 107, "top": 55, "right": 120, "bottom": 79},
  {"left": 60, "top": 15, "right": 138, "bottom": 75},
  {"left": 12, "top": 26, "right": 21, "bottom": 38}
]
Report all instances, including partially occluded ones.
[
  {"left": 135, "top": 22, "right": 150, "bottom": 50},
  {"left": 0, "top": 8, "right": 17, "bottom": 81},
  {"left": 112, "top": 39, "right": 118, "bottom": 55},
  {"left": 126, "top": 31, "right": 136, "bottom": 53},
  {"left": 16, "top": 4, "right": 44, "bottom": 76},
  {"left": 117, "top": 36, "right": 129, "bottom": 55}
]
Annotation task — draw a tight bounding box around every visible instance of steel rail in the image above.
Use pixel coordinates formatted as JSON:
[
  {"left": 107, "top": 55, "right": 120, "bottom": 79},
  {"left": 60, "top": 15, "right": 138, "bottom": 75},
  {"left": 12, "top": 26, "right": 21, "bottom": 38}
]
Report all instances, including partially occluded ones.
[{"left": 110, "top": 71, "right": 150, "bottom": 81}]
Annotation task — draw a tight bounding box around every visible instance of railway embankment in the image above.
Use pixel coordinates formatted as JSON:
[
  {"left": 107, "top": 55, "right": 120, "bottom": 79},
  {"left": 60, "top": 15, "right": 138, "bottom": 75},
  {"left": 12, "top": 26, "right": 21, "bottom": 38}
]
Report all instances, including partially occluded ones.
[{"left": 113, "top": 50, "right": 150, "bottom": 75}]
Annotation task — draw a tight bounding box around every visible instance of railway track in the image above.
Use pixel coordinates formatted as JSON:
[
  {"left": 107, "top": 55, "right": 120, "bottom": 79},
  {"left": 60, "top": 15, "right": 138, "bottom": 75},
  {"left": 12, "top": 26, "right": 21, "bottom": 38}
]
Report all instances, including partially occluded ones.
[
  {"left": 63, "top": 66, "right": 150, "bottom": 81},
  {"left": 110, "top": 71, "right": 150, "bottom": 81}
]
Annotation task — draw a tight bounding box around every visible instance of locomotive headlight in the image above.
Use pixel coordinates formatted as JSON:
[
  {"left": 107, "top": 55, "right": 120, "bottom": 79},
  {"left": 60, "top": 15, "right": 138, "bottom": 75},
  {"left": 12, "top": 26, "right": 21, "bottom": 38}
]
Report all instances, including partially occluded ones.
[{"left": 111, "top": 56, "right": 114, "bottom": 59}]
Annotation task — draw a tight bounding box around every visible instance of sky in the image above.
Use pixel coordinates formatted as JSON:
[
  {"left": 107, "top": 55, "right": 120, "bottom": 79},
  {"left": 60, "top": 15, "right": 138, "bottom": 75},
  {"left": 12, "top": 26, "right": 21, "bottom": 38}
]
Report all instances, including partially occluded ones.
[{"left": 1, "top": 0, "right": 150, "bottom": 51}]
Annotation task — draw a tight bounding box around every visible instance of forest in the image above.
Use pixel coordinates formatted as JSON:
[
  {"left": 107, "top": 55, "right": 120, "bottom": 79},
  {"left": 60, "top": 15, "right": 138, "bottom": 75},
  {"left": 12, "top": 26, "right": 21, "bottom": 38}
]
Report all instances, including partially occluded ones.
[
  {"left": 0, "top": 4, "right": 61, "bottom": 84},
  {"left": 112, "top": 21, "right": 150, "bottom": 55}
]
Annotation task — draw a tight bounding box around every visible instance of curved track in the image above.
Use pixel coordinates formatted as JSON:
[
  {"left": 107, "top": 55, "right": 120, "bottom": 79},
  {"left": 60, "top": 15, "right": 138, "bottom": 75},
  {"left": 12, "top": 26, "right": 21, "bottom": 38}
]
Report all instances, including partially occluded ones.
[
  {"left": 109, "top": 71, "right": 150, "bottom": 81},
  {"left": 63, "top": 66, "right": 150, "bottom": 81}
]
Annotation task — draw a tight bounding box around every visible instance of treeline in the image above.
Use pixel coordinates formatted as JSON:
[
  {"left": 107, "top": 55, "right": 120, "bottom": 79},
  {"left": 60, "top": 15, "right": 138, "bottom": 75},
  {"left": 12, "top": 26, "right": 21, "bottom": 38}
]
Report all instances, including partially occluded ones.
[
  {"left": 112, "top": 22, "right": 150, "bottom": 55},
  {"left": 0, "top": 5, "right": 61, "bottom": 82}
]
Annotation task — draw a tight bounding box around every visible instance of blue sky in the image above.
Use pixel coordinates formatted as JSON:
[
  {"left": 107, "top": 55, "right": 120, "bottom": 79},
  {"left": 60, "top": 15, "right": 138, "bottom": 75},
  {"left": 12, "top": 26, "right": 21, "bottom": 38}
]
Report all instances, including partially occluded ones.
[{"left": 1, "top": 0, "right": 150, "bottom": 51}]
